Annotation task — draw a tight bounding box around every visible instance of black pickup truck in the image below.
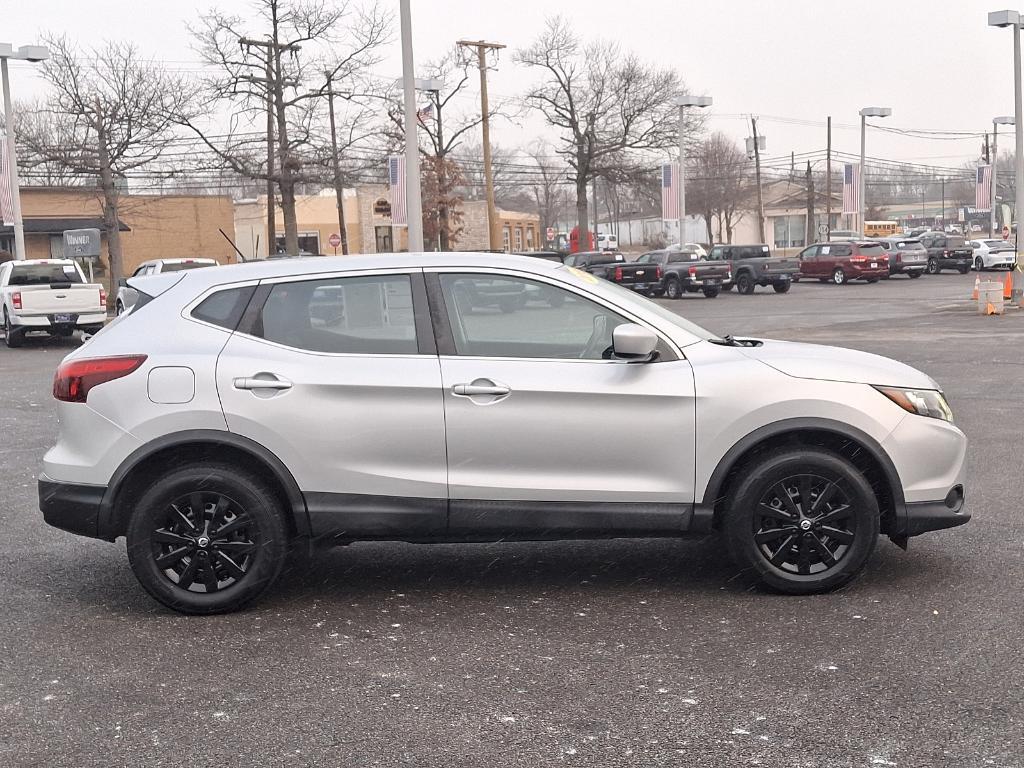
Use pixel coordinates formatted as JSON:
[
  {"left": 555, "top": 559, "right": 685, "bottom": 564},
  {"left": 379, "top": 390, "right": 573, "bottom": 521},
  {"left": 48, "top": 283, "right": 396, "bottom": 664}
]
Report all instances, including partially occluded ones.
[
  {"left": 918, "top": 233, "right": 973, "bottom": 274},
  {"left": 563, "top": 250, "right": 627, "bottom": 279},
  {"left": 617, "top": 248, "right": 732, "bottom": 299},
  {"left": 707, "top": 244, "right": 799, "bottom": 294}
]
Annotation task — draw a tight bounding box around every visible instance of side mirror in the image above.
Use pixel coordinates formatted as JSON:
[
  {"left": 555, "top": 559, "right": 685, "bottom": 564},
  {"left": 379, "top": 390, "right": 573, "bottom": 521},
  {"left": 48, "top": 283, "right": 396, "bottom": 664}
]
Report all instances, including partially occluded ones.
[
  {"left": 117, "top": 278, "right": 128, "bottom": 288},
  {"left": 612, "top": 323, "right": 658, "bottom": 363}
]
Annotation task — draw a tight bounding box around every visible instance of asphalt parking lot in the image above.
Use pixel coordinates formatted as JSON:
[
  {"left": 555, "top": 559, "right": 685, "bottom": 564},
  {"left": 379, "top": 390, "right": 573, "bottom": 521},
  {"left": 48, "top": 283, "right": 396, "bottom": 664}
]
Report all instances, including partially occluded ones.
[{"left": 2, "top": 271, "right": 1022, "bottom": 767}]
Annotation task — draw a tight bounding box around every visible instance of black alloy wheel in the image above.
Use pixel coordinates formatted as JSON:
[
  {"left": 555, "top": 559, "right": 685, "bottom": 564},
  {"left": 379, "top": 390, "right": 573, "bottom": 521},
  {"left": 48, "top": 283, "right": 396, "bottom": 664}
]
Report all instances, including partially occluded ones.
[
  {"left": 703, "top": 287, "right": 720, "bottom": 298},
  {"left": 927, "top": 258, "right": 940, "bottom": 275},
  {"left": 772, "top": 280, "right": 791, "bottom": 294},
  {"left": 723, "top": 449, "right": 879, "bottom": 594},
  {"left": 735, "top": 273, "right": 755, "bottom": 295},
  {"left": 908, "top": 270, "right": 922, "bottom": 279},
  {"left": 127, "top": 464, "right": 288, "bottom": 614}
]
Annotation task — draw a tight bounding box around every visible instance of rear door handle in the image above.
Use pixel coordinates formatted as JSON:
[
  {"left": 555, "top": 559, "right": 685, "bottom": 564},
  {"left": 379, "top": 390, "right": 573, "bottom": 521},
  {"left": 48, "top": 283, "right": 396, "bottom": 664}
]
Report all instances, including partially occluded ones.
[
  {"left": 233, "top": 375, "right": 292, "bottom": 391},
  {"left": 453, "top": 383, "right": 511, "bottom": 396}
]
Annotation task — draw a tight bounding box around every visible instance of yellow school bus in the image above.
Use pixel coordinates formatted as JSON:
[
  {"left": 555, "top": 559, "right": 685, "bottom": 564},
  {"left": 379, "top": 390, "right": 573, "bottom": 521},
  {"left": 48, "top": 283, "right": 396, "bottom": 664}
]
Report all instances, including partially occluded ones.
[{"left": 864, "top": 221, "right": 899, "bottom": 238}]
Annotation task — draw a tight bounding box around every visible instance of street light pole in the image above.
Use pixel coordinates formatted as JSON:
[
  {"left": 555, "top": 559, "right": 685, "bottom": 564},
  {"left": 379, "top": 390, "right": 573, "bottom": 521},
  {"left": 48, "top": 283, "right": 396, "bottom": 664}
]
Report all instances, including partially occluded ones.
[
  {"left": 0, "top": 43, "right": 49, "bottom": 261},
  {"left": 674, "top": 95, "right": 712, "bottom": 247},
  {"left": 992, "top": 117, "right": 1015, "bottom": 237},
  {"left": 989, "top": 10, "right": 1024, "bottom": 300},
  {"left": 858, "top": 106, "right": 892, "bottom": 236},
  {"left": 399, "top": 0, "right": 424, "bottom": 252}
]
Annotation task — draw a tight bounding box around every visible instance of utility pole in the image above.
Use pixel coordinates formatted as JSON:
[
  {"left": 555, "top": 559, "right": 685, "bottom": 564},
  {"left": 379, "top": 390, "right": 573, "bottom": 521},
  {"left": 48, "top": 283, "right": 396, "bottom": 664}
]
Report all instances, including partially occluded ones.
[
  {"left": 751, "top": 116, "right": 766, "bottom": 242},
  {"left": 592, "top": 176, "right": 599, "bottom": 246},
  {"left": 826, "top": 116, "right": 832, "bottom": 241},
  {"left": 805, "top": 161, "right": 815, "bottom": 247},
  {"left": 240, "top": 34, "right": 300, "bottom": 256},
  {"left": 458, "top": 39, "right": 505, "bottom": 251},
  {"left": 323, "top": 72, "right": 349, "bottom": 255},
  {"left": 400, "top": 0, "right": 424, "bottom": 252}
]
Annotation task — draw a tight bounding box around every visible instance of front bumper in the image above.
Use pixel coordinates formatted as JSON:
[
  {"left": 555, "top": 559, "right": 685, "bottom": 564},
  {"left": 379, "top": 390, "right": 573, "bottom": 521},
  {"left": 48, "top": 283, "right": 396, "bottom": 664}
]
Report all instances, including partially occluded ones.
[
  {"left": 39, "top": 476, "right": 107, "bottom": 540},
  {"left": 897, "top": 485, "right": 970, "bottom": 536}
]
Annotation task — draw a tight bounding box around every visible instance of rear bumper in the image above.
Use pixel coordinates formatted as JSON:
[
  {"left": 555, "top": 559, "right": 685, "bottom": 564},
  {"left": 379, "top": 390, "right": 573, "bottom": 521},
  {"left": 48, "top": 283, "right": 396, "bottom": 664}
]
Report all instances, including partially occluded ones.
[
  {"left": 39, "top": 476, "right": 107, "bottom": 540},
  {"left": 11, "top": 312, "right": 106, "bottom": 329},
  {"left": 896, "top": 486, "right": 970, "bottom": 537},
  {"left": 891, "top": 263, "right": 926, "bottom": 273}
]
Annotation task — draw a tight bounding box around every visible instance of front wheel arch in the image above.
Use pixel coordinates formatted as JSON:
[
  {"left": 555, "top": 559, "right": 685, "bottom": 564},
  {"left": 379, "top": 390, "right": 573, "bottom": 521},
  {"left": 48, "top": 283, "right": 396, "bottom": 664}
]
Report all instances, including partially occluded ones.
[{"left": 698, "top": 420, "right": 903, "bottom": 536}]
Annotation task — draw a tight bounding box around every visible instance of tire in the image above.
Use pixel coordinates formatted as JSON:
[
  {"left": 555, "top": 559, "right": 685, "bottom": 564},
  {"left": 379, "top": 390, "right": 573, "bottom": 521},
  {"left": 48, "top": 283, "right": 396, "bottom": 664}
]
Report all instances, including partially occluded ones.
[
  {"left": 908, "top": 271, "right": 922, "bottom": 279},
  {"left": 722, "top": 449, "right": 880, "bottom": 595},
  {"left": 126, "top": 463, "right": 289, "bottom": 614},
  {"left": 3, "top": 310, "right": 23, "bottom": 348},
  {"left": 664, "top": 277, "right": 682, "bottom": 300},
  {"left": 735, "top": 272, "right": 755, "bottom": 295},
  {"left": 831, "top": 268, "right": 847, "bottom": 285},
  {"left": 926, "top": 258, "right": 940, "bottom": 275},
  {"left": 772, "top": 280, "right": 791, "bottom": 294},
  {"left": 975, "top": 256, "right": 985, "bottom": 272},
  {"left": 702, "top": 287, "right": 720, "bottom": 298},
  {"left": 957, "top": 265, "right": 970, "bottom": 275}
]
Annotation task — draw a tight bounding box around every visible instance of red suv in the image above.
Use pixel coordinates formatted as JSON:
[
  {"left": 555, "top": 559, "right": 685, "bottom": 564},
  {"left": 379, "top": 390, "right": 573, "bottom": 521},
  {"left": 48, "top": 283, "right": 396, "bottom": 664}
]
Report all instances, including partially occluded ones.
[{"left": 797, "top": 241, "right": 889, "bottom": 285}]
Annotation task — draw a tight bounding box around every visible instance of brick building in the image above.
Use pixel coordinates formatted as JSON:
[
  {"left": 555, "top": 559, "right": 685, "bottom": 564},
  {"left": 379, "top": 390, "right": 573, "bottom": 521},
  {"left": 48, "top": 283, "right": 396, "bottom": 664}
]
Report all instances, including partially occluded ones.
[{"left": 0, "top": 187, "right": 239, "bottom": 277}]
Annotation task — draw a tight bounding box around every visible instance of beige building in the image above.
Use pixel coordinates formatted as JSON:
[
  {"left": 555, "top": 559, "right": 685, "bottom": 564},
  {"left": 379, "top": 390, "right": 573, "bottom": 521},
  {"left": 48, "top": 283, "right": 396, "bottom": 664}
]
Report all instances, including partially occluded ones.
[
  {"left": 234, "top": 187, "right": 540, "bottom": 257},
  {"left": 0, "top": 187, "right": 239, "bottom": 278},
  {"left": 730, "top": 180, "right": 842, "bottom": 251}
]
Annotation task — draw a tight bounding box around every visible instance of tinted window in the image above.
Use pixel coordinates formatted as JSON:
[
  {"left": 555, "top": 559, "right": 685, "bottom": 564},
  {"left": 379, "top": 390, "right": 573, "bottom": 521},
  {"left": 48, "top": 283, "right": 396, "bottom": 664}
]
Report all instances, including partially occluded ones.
[
  {"left": 709, "top": 247, "right": 724, "bottom": 260},
  {"left": 8, "top": 263, "right": 84, "bottom": 286},
  {"left": 859, "top": 244, "right": 885, "bottom": 256},
  {"left": 634, "top": 253, "right": 654, "bottom": 264},
  {"left": 833, "top": 245, "right": 852, "bottom": 257},
  {"left": 162, "top": 261, "right": 216, "bottom": 273},
  {"left": 947, "top": 236, "right": 966, "bottom": 248},
  {"left": 191, "top": 286, "right": 256, "bottom": 330},
  {"left": 257, "top": 274, "right": 417, "bottom": 354},
  {"left": 896, "top": 241, "right": 925, "bottom": 251},
  {"left": 439, "top": 274, "right": 631, "bottom": 360}
]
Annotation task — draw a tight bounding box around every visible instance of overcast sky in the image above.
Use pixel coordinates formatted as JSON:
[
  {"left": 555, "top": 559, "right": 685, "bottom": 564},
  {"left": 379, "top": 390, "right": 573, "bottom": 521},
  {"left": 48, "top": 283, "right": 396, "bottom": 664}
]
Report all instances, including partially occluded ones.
[{"left": 2, "top": 0, "right": 1014, "bottom": 174}]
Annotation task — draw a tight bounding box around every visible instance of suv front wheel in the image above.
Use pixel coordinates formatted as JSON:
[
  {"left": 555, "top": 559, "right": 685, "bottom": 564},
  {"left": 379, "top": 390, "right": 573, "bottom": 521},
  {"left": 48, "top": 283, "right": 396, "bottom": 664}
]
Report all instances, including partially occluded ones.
[
  {"left": 722, "top": 449, "right": 880, "bottom": 594},
  {"left": 126, "top": 463, "right": 289, "bottom": 614}
]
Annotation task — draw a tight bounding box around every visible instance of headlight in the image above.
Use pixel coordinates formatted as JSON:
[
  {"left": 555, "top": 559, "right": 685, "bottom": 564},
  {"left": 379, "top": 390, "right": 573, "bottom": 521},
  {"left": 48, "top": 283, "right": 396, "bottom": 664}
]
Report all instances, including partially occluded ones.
[{"left": 874, "top": 386, "right": 954, "bottom": 423}]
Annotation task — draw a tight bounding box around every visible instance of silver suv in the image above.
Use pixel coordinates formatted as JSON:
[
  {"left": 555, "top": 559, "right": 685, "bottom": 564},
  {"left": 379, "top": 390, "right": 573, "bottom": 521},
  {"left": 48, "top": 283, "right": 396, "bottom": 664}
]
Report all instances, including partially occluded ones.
[{"left": 39, "top": 254, "right": 969, "bottom": 614}]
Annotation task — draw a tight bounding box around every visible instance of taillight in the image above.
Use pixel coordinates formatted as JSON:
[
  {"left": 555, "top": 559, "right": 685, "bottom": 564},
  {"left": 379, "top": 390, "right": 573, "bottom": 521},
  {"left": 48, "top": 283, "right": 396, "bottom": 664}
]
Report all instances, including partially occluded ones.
[
  {"left": 12, "top": 291, "right": 21, "bottom": 310},
  {"left": 688, "top": 266, "right": 698, "bottom": 277},
  {"left": 99, "top": 289, "right": 107, "bottom": 307},
  {"left": 943, "top": 250, "right": 949, "bottom": 257},
  {"left": 656, "top": 266, "right": 662, "bottom": 279},
  {"left": 614, "top": 266, "right": 622, "bottom": 281},
  {"left": 53, "top": 355, "right": 147, "bottom": 403}
]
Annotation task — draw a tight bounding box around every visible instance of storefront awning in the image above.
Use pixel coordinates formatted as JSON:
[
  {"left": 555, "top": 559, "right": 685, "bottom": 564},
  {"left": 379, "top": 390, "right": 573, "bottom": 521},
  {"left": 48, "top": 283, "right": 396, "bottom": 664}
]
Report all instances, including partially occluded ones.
[{"left": 0, "top": 217, "right": 131, "bottom": 235}]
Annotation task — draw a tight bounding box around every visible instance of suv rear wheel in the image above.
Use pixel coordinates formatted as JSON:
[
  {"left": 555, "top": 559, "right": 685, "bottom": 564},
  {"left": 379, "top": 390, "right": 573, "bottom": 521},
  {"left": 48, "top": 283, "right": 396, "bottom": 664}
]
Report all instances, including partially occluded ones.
[
  {"left": 722, "top": 449, "right": 880, "bottom": 594},
  {"left": 126, "top": 463, "right": 289, "bottom": 614},
  {"left": 735, "top": 272, "right": 755, "bottom": 295},
  {"left": 831, "top": 268, "right": 847, "bottom": 285},
  {"left": 772, "top": 280, "right": 790, "bottom": 294}
]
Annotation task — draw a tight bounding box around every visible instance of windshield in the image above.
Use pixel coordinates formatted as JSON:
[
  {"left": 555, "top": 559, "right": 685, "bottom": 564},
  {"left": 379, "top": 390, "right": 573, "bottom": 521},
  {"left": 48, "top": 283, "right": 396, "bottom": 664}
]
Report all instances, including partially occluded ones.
[
  {"left": 161, "top": 261, "right": 215, "bottom": 273},
  {"left": 8, "top": 263, "right": 84, "bottom": 285}
]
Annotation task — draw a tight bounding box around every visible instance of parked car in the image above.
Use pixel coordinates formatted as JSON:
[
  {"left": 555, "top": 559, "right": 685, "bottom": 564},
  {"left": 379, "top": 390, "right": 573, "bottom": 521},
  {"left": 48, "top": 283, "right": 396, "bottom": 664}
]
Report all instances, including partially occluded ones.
[
  {"left": 1, "top": 259, "right": 106, "bottom": 348},
  {"left": 596, "top": 232, "right": 619, "bottom": 251},
  {"left": 877, "top": 238, "right": 927, "bottom": 278},
  {"left": 39, "top": 252, "right": 969, "bottom": 613},
  {"left": 515, "top": 250, "right": 565, "bottom": 265},
  {"left": 797, "top": 241, "right": 889, "bottom": 284},
  {"left": 969, "top": 239, "right": 1016, "bottom": 271},
  {"left": 667, "top": 242, "right": 709, "bottom": 259},
  {"left": 563, "top": 250, "right": 627, "bottom": 280},
  {"left": 116, "top": 258, "right": 219, "bottom": 315},
  {"left": 918, "top": 233, "right": 973, "bottom": 274},
  {"left": 625, "top": 249, "right": 731, "bottom": 299},
  {"left": 706, "top": 244, "right": 799, "bottom": 294}
]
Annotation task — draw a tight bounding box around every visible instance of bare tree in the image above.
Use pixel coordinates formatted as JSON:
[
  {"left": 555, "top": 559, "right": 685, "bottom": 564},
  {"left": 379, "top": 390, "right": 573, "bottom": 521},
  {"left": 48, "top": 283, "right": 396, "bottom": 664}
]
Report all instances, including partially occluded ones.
[
  {"left": 687, "top": 133, "right": 753, "bottom": 244},
  {"left": 17, "top": 35, "right": 194, "bottom": 296},
  {"left": 525, "top": 143, "right": 568, "bottom": 234},
  {"left": 184, "top": 0, "right": 390, "bottom": 255},
  {"left": 517, "top": 16, "right": 698, "bottom": 240}
]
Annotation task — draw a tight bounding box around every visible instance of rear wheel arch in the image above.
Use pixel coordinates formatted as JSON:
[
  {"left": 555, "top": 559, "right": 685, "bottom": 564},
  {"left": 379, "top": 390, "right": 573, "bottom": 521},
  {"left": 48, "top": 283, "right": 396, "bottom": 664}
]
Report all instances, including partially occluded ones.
[
  {"left": 101, "top": 430, "right": 309, "bottom": 540},
  {"left": 698, "top": 419, "right": 904, "bottom": 536}
]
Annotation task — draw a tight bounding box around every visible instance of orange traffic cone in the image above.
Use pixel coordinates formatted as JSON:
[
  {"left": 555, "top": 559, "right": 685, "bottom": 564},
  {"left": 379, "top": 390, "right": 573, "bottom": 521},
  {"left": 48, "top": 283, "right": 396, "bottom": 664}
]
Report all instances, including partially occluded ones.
[
  {"left": 972, "top": 274, "right": 980, "bottom": 301},
  {"left": 1004, "top": 270, "right": 1014, "bottom": 299}
]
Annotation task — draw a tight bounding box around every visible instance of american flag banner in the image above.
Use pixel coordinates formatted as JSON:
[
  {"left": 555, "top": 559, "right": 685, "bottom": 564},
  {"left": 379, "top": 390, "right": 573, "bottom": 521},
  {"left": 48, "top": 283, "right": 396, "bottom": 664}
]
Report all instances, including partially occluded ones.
[
  {"left": 976, "top": 164, "right": 993, "bottom": 211},
  {"left": 416, "top": 103, "right": 435, "bottom": 122},
  {"left": 387, "top": 155, "right": 408, "bottom": 227},
  {"left": 842, "top": 163, "right": 860, "bottom": 215},
  {"left": 0, "top": 136, "right": 15, "bottom": 226},
  {"left": 661, "top": 163, "right": 679, "bottom": 221}
]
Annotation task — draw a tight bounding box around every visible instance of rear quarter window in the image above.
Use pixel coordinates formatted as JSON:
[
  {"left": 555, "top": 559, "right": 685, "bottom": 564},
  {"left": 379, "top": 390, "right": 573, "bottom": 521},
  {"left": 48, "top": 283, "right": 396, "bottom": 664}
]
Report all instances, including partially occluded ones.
[{"left": 191, "top": 286, "right": 257, "bottom": 330}]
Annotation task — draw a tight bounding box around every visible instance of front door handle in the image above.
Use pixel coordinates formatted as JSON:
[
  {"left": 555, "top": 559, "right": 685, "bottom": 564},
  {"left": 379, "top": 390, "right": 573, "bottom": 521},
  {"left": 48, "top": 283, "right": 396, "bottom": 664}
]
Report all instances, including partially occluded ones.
[
  {"left": 233, "top": 375, "right": 292, "bottom": 391},
  {"left": 453, "top": 383, "right": 511, "bottom": 396}
]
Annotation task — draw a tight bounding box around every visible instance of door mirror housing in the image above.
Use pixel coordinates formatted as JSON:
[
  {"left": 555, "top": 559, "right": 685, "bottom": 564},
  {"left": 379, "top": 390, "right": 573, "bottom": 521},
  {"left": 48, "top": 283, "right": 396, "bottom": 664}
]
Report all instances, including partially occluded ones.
[{"left": 612, "top": 323, "right": 658, "bottom": 362}]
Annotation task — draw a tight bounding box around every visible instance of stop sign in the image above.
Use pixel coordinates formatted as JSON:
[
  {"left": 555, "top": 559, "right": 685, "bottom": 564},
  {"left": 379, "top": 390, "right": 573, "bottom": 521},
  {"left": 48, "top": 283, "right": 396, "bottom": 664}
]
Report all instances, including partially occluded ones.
[
  {"left": 1003, "top": 226, "right": 1011, "bottom": 241},
  {"left": 328, "top": 233, "right": 342, "bottom": 248}
]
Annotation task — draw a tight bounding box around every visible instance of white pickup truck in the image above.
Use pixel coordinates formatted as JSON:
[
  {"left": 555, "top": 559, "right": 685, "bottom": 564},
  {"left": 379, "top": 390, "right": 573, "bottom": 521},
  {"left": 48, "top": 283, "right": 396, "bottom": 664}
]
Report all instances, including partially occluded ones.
[{"left": 1, "top": 259, "right": 106, "bottom": 348}]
